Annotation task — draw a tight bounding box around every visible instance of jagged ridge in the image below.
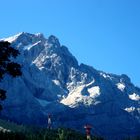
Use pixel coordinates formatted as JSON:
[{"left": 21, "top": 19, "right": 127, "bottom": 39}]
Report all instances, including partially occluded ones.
[{"left": 0, "top": 32, "right": 140, "bottom": 139}]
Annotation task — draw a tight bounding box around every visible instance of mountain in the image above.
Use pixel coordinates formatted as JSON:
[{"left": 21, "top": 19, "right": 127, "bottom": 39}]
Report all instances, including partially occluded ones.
[{"left": 0, "top": 32, "right": 140, "bottom": 139}]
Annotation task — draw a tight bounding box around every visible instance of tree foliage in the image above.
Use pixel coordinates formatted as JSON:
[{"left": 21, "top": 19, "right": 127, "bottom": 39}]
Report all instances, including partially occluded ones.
[
  {"left": 0, "top": 41, "right": 22, "bottom": 110},
  {"left": 0, "top": 127, "right": 105, "bottom": 140}
]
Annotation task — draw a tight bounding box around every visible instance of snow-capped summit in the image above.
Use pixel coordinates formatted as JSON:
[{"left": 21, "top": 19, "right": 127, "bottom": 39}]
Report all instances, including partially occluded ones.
[
  {"left": 0, "top": 32, "right": 140, "bottom": 139},
  {"left": 3, "top": 32, "right": 24, "bottom": 42},
  {"left": 3, "top": 32, "right": 46, "bottom": 46}
]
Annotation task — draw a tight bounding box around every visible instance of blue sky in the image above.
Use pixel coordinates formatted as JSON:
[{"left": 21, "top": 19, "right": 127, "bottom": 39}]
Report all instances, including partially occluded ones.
[{"left": 0, "top": 0, "right": 140, "bottom": 86}]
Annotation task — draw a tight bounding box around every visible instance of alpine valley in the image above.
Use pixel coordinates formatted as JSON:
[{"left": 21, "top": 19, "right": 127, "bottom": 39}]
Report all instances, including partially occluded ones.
[{"left": 0, "top": 32, "right": 140, "bottom": 139}]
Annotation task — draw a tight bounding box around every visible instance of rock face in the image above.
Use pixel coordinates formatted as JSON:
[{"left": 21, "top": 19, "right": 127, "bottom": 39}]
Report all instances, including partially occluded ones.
[{"left": 0, "top": 32, "right": 140, "bottom": 139}]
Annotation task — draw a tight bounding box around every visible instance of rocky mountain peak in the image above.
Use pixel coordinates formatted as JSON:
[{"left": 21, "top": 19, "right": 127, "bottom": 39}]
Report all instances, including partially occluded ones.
[
  {"left": 47, "top": 35, "right": 60, "bottom": 47},
  {"left": 0, "top": 32, "right": 140, "bottom": 139}
]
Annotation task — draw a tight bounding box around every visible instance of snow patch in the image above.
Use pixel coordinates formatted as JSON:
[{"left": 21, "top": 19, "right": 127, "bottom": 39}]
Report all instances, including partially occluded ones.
[
  {"left": 52, "top": 80, "right": 61, "bottom": 86},
  {"left": 3, "top": 32, "right": 23, "bottom": 42},
  {"left": 61, "top": 85, "right": 86, "bottom": 107},
  {"left": 61, "top": 81, "right": 100, "bottom": 108},
  {"left": 100, "top": 72, "right": 112, "bottom": 79},
  {"left": 129, "top": 93, "right": 140, "bottom": 101},
  {"left": 88, "top": 86, "right": 100, "bottom": 98},
  {"left": 86, "top": 79, "right": 95, "bottom": 87},
  {"left": 24, "top": 41, "right": 41, "bottom": 50},
  {"left": 124, "top": 107, "right": 135, "bottom": 112},
  {"left": 116, "top": 83, "right": 125, "bottom": 92}
]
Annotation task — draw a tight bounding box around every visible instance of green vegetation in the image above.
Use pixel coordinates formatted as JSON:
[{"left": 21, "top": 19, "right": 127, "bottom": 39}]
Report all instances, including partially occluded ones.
[
  {"left": 0, "top": 119, "right": 104, "bottom": 140},
  {"left": 0, "top": 128, "right": 105, "bottom": 140},
  {"left": 0, "top": 119, "right": 140, "bottom": 140},
  {"left": 0, "top": 127, "right": 103, "bottom": 140}
]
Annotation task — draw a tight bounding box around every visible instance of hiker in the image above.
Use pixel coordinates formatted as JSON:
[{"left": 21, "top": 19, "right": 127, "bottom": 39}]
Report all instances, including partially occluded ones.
[
  {"left": 84, "top": 124, "right": 92, "bottom": 140},
  {"left": 48, "top": 114, "right": 52, "bottom": 129}
]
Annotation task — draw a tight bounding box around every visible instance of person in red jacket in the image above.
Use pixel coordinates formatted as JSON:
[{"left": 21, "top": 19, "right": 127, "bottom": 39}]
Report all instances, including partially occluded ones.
[{"left": 84, "top": 124, "right": 92, "bottom": 140}]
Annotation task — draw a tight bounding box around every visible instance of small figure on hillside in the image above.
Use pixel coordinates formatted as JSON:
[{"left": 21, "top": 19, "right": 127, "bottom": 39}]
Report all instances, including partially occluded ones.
[
  {"left": 84, "top": 124, "right": 92, "bottom": 140},
  {"left": 47, "top": 113, "right": 52, "bottom": 130}
]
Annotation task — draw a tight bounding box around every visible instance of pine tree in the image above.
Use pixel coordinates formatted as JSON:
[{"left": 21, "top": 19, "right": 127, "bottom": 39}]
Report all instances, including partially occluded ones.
[{"left": 0, "top": 41, "right": 22, "bottom": 110}]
